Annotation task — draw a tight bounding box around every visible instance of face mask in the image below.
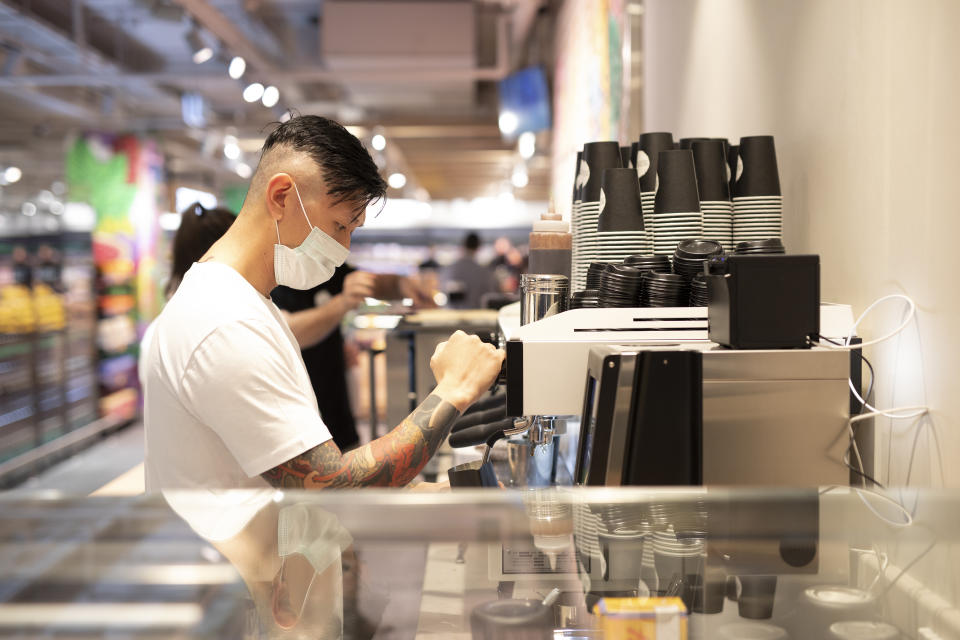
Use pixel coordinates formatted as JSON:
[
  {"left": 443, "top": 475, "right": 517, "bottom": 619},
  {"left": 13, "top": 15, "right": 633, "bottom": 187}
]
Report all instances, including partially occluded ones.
[
  {"left": 274, "top": 182, "right": 349, "bottom": 290},
  {"left": 275, "top": 504, "right": 353, "bottom": 630}
]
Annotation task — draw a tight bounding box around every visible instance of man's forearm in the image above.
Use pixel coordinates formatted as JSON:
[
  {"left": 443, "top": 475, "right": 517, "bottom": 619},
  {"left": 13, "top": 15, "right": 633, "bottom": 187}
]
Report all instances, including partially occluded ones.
[
  {"left": 261, "top": 393, "right": 460, "bottom": 489},
  {"left": 285, "top": 295, "right": 348, "bottom": 348}
]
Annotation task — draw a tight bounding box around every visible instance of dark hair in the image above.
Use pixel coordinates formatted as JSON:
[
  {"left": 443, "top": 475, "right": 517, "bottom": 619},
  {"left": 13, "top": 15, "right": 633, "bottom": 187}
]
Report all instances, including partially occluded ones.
[
  {"left": 464, "top": 232, "right": 481, "bottom": 251},
  {"left": 261, "top": 114, "right": 387, "bottom": 210},
  {"left": 166, "top": 203, "right": 235, "bottom": 296}
]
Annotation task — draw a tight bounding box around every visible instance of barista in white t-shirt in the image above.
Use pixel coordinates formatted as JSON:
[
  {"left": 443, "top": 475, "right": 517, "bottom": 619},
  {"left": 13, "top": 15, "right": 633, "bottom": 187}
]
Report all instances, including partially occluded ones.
[{"left": 142, "top": 115, "right": 504, "bottom": 491}]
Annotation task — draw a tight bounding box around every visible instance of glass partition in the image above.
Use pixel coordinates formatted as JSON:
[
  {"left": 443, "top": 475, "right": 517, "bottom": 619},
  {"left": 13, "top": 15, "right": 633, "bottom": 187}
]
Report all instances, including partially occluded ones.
[{"left": 1, "top": 487, "right": 957, "bottom": 639}]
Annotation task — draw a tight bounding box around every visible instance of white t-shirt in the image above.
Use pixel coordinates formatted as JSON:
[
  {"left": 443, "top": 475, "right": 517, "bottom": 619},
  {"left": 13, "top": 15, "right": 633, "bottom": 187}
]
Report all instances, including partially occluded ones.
[{"left": 143, "top": 261, "right": 331, "bottom": 492}]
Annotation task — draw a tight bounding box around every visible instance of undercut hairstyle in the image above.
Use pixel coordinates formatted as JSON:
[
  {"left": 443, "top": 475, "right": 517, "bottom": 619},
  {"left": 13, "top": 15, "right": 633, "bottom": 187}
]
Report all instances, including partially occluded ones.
[{"left": 260, "top": 114, "right": 387, "bottom": 211}]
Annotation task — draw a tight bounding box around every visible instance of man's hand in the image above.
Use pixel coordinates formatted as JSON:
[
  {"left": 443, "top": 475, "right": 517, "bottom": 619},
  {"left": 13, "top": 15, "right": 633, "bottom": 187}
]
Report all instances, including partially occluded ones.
[
  {"left": 341, "top": 271, "right": 376, "bottom": 310},
  {"left": 430, "top": 330, "right": 505, "bottom": 413}
]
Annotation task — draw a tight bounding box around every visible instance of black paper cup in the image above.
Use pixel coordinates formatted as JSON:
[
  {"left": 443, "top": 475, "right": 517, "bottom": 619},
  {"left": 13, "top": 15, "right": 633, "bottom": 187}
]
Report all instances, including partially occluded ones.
[
  {"left": 654, "top": 149, "right": 702, "bottom": 214},
  {"left": 692, "top": 140, "right": 730, "bottom": 202},
  {"left": 737, "top": 576, "right": 778, "bottom": 620},
  {"left": 620, "top": 145, "right": 632, "bottom": 169},
  {"left": 727, "top": 145, "right": 739, "bottom": 194},
  {"left": 573, "top": 149, "right": 583, "bottom": 203},
  {"left": 636, "top": 132, "right": 675, "bottom": 191},
  {"left": 733, "top": 135, "right": 781, "bottom": 197},
  {"left": 679, "top": 137, "right": 710, "bottom": 149},
  {"left": 599, "top": 168, "right": 645, "bottom": 232},
  {"left": 582, "top": 141, "right": 623, "bottom": 203}
]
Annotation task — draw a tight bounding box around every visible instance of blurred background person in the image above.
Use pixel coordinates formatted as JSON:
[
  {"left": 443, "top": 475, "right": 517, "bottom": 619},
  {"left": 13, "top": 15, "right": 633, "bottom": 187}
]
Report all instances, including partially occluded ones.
[
  {"left": 138, "top": 203, "right": 235, "bottom": 385},
  {"left": 443, "top": 232, "right": 498, "bottom": 309},
  {"left": 272, "top": 266, "right": 375, "bottom": 451}
]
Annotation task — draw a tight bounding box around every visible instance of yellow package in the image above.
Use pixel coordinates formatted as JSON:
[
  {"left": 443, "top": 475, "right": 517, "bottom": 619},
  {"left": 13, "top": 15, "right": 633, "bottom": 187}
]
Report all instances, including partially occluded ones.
[{"left": 594, "top": 597, "right": 688, "bottom": 640}]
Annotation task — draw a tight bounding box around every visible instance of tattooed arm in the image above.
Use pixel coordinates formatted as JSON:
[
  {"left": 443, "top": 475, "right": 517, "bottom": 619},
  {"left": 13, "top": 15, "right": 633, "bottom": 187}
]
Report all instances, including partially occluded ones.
[
  {"left": 261, "top": 330, "right": 504, "bottom": 489},
  {"left": 262, "top": 394, "right": 460, "bottom": 488}
]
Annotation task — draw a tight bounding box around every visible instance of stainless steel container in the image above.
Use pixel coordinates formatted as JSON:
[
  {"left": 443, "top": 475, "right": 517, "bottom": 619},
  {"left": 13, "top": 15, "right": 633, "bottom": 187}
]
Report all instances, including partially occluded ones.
[{"left": 520, "top": 274, "right": 569, "bottom": 326}]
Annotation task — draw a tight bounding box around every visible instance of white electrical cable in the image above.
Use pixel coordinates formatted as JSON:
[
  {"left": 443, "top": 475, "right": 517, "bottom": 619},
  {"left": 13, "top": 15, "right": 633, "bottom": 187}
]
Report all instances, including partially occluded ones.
[{"left": 818, "top": 294, "right": 917, "bottom": 351}]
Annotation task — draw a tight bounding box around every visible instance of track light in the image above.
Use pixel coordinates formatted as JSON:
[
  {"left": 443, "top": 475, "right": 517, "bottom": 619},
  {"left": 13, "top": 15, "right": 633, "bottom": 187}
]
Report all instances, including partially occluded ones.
[
  {"left": 242, "top": 82, "right": 264, "bottom": 103},
  {"left": 261, "top": 86, "right": 279, "bottom": 108},
  {"left": 228, "top": 56, "right": 246, "bottom": 79},
  {"left": 186, "top": 25, "right": 213, "bottom": 64}
]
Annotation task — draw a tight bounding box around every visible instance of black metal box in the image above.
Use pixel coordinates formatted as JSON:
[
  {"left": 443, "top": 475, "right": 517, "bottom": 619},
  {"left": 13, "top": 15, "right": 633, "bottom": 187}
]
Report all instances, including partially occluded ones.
[{"left": 707, "top": 255, "right": 820, "bottom": 349}]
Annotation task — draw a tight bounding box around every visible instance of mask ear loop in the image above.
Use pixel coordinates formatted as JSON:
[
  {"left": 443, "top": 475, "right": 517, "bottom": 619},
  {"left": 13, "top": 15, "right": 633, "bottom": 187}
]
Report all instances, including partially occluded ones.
[{"left": 290, "top": 181, "right": 314, "bottom": 229}]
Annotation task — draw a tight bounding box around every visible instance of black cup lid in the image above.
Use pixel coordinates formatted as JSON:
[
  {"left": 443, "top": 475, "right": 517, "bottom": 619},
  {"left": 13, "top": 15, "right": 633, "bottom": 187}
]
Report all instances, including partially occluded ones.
[
  {"left": 691, "top": 140, "right": 730, "bottom": 201},
  {"left": 676, "top": 238, "right": 724, "bottom": 258},
  {"left": 733, "top": 135, "right": 781, "bottom": 197},
  {"left": 636, "top": 132, "right": 675, "bottom": 192},
  {"left": 598, "top": 168, "right": 644, "bottom": 232},
  {"left": 653, "top": 149, "right": 701, "bottom": 214},
  {"left": 581, "top": 141, "right": 623, "bottom": 202}
]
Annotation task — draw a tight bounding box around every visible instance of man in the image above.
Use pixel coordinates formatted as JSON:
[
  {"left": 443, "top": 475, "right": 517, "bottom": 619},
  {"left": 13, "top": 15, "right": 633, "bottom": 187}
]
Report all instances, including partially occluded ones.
[
  {"left": 444, "top": 232, "right": 499, "bottom": 309},
  {"left": 143, "top": 115, "right": 504, "bottom": 490},
  {"left": 272, "top": 265, "right": 374, "bottom": 450}
]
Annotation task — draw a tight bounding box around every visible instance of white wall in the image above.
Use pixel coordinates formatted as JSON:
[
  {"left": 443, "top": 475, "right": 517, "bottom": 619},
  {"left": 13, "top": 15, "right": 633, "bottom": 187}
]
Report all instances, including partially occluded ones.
[
  {"left": 642, "top": 0, "right": 960, "bottom": 620},
  {"left": 644, "top": 0, "right": 960, "bottom": 489}
]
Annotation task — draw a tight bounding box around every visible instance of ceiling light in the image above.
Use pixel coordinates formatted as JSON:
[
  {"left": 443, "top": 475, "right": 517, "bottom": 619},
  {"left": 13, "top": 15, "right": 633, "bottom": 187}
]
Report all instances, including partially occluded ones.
[
  {"left": 235, "top": 162, "right": 252, "bottom": 179},
  {"left": 49, "top": 201, "right": 64, "bottom": 215},
  {"left": 21, "top": 202, "right": 37, "bottom": 217},
  {"left": 280, "top": 110, "right": 293, "bottom": 123},
  {"left": 498, "top": 110, "right": 519, "bottom": 135},
  {"left": 38, "top": 190, "right": 54, "bottom": 205},
  {"left": 223, "top": 142, "right": 240, "bottom": 160},
  {"left": 371, "top": 134, "right": 386, "bottom": 151},
  {"left": 261, "top": 86, "right": 279, "bottom": 108},
  {"left": 388, "top": 173, "right": 406, "bottom": 189},
  {"left": 228, "top": 56, "right": 246, "bottom": 79},
  {"left": 242, "top": 82, "right": 264, "bottom": 103},
  {"left": 511, "top": 167, "right": 529, "bottom": 189},
  {"left": 3, "top": 166, "right": 22, "bottom": 183},
  {"left": 518, "top": 131, "right": 536, "bottom": 159},
  {"left": 186, "top": 26, "right": 214, "bottom": 64}
]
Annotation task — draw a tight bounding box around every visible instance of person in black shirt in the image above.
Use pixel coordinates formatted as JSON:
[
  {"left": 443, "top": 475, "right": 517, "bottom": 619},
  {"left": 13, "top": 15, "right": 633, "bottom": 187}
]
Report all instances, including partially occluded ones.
[{"left": 272, "top": 264, "right": 375, "bottom": 450}]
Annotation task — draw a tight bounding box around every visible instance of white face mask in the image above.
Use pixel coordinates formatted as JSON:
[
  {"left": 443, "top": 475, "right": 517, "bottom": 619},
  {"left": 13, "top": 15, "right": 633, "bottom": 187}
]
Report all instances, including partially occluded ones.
[{"left": 273, "top": 182, "right": 349, "bottom": 290}]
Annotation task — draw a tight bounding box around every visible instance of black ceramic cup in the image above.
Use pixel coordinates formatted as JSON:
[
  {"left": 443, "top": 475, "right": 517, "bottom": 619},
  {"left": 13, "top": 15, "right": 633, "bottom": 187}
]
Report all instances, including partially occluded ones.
[
  {"left": 581, "top": 141, "right": 623, "bottom": 203},
  {"left": 733, "top": 135, "right": 781, "bottom": 198},
  {"left": 635, "top": 132, "right": 675, "bottom": 192},
  {"left": 692, "top": 139, "right": 730, "bottom": 202},
  {"left": 653, "top": 149, "right": 701, "bottom": 214},
  {"left": 598, "top": 168, "right": 645, "bottom": 232}
]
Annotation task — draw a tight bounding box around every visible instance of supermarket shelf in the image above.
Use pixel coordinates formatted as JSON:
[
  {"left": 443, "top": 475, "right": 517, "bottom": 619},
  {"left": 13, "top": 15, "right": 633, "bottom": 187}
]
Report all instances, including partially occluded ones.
[{"left": 0, "top": 413, "right": 129, "bottom": 486}]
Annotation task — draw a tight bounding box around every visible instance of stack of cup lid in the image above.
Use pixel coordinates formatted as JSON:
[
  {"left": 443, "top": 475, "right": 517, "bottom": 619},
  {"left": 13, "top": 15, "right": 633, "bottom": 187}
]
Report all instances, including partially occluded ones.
[
  {"left": 571, "top": 289, "right": 600, "bottom": 309},
  {"left": 599, "top": 264, "right": 647, "bottom": 308},
  {"left": 673, "top": 239, "right": 724, "bottom": 279},
  {"left": 734, "top": 238, "right": 786, "bottom": 255},
  {"left": 642, "top": 271, "right": 691, "bottom": 307}
]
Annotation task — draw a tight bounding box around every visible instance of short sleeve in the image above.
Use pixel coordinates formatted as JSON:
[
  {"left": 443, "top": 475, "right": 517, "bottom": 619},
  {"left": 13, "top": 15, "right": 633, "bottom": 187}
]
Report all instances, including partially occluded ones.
[{"left": 180, "top": 320, "right": 331, "bottom": 477}]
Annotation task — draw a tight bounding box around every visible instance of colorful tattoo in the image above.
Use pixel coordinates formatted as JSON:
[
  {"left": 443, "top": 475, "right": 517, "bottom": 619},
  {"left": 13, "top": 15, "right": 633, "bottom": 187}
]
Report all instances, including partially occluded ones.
[{"left": 261, "top": 394, "right": 460, "bottom": 488}]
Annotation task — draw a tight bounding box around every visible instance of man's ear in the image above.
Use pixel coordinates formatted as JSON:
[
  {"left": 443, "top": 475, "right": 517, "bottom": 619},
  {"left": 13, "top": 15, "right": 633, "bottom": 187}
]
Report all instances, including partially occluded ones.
[{"left": 265, "top": 173, "right": 294, "bottom": 223}]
